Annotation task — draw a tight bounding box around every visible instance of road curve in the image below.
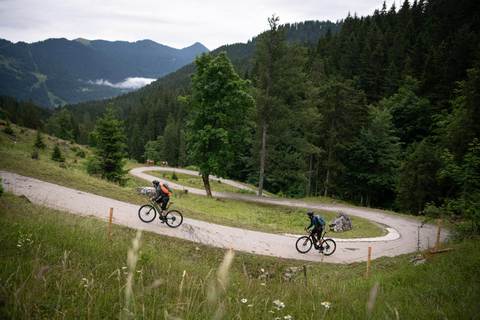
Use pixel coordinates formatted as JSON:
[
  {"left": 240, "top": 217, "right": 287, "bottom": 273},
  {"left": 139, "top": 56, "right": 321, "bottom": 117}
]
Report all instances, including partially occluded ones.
[{"left": 1, "top": 170, "right": 448, "bottom": 263}]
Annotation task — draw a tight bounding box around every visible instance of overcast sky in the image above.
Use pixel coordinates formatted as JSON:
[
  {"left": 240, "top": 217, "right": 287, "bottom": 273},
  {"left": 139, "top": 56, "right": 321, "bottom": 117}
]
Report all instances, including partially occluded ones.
[{"left": 0, "top": 0, "right": 388, "bottom": 50}]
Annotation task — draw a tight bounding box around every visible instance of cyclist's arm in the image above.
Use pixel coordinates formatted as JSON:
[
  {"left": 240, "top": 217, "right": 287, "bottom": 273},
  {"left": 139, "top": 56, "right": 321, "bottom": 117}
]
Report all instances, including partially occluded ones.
[{"left": 306, "top": 221, "right": 314, "bottom": 230}]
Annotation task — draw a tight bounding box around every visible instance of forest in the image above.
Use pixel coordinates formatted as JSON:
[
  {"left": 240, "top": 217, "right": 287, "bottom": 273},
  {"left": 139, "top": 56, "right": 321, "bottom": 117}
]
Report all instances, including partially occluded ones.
[{"left": 2, "top": 0, "right": 479, "bottom": 230}]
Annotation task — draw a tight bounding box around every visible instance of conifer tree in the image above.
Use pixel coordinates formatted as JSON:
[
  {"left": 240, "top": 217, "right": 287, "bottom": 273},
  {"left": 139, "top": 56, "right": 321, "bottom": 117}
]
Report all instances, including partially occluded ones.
[
  {"left": 51, "top": 144, "right": 65, "bottom": 162},
  {"left": 34, "top": 131, "right": 46, "bottom": 149},
  {"left": 90, "top": 107, "right": 127, "bottom": 184}
]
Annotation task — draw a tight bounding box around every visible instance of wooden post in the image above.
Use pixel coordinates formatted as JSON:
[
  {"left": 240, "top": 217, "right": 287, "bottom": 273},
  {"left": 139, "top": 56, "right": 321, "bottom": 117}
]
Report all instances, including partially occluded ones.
[
  {"left": 108, "top": 207, "right": 113, "bottom": 239},
  {"left": 365, "top": 246, "right": 372, "bottom": 278},
  {"left": 435, "top": 219, "right": 442, "bottom": 251},
  {"left": 303, "top": 265, "right": 308, "bottom": 286}
]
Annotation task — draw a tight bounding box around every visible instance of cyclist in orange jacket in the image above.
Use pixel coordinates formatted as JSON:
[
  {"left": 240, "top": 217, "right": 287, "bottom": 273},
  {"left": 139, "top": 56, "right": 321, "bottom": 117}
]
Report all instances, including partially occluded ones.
[{"left": 152, "top": 180, "right": 172, "bottom": 211}]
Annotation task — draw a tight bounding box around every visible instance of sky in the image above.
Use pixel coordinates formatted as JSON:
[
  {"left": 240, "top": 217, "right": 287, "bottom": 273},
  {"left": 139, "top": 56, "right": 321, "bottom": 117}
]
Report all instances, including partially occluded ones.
[{"left": 0, "top": 0, "right": 388, "bottom": 50}]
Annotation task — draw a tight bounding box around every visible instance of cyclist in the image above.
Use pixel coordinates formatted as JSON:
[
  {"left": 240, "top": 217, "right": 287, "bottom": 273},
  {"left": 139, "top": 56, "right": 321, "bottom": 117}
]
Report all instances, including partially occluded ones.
[
  {"left": 305, "top": 211, "right": 326, "bottom": 249},
  {"left": 151, "top": 180, "right": 172, "bottom": 211}
]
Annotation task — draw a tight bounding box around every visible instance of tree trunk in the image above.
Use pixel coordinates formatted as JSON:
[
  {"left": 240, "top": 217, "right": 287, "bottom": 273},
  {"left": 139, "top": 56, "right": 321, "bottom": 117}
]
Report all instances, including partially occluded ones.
[
  {"left": 202, "top": 173, "right": 212, "bottom": 197},
  {"left": 323, "top": 168, "right": 330, "bottom": 197},
  {"left": 307, "top": 154, "right": 313, "bottom": 196},
  {"left": 324, "top": 144, "right": 334, "bottom": 197},
  {"left": 258, "top": 122, "right": 268, "bottom": 197}
]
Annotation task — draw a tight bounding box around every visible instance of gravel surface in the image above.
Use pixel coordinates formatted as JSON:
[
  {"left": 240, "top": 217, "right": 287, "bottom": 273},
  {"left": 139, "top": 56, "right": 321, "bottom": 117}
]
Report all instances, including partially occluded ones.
[{"left": 1, "top": 170, "right": 448, "bottom": 263}]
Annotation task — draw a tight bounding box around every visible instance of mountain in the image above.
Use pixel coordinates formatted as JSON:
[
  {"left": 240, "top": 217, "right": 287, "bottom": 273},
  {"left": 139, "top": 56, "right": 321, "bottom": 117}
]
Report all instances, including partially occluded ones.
[
  {"left": 0, "top": 38, "right": 209, "bottom": 108},
  {"left": 67, "top": 20, "right": 341, "bottom": 146}
]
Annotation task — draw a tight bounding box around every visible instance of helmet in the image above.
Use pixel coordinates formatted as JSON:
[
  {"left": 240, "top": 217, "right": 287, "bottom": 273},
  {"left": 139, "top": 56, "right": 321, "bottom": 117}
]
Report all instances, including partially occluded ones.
[
  {"left": 152, "top": 180, "right": 160, "bottom": 186},
  {"left": 307, "top": 211, "right": 314, "bottom": 217}
]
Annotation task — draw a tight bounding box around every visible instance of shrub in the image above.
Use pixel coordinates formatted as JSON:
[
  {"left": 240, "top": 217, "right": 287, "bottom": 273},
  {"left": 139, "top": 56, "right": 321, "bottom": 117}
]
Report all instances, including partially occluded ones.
[
  {"left": 75, "top": 149, "right": 86, "bottom": 158},
  {"left": 31, "top": 148, "right": 39, "bottom": 160},
  {"left": 51, "top": 145, "right": 65, "bottom": 162},
  {"left": 3, "top": 121, "right": 14, "bottom": 135},
  {"left": 171, "top": 171, "right": 178, "bottom": 181},
  {"left": 85, "top": 156, "right": 102, "bottom": 175}
]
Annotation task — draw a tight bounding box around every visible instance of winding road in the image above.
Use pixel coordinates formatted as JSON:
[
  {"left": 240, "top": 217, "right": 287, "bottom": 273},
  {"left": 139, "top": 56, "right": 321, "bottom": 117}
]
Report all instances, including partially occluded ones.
[{"left": 1, "top": 168, "right": 448, "bottom": 263}]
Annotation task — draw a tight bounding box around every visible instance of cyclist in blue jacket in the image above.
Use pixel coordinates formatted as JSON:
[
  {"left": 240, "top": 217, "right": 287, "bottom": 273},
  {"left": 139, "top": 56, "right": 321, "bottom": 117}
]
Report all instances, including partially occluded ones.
[{"left": 305, "top": 211, "right": 326, "bottom": 249}]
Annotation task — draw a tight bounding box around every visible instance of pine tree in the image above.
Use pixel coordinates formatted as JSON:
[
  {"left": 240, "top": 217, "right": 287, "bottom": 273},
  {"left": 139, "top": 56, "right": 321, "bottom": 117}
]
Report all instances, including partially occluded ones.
[
  {"left": 90, "top": 107, "right": 127, "bottom": 184},
  {"left": 51, "top": 144, "right": 65, "bottom": 162},
  {"left": 347, "top": 106, "right": 400, "bottom": 206},
  {"left": 34, "top": 131, "right": 46, "bottom": 149},
  {"left": 253, "top": 14, "right": 285, "bottom": 196},
  {"left": 186, "top": 52, "right": 255, "bottom": 197}
]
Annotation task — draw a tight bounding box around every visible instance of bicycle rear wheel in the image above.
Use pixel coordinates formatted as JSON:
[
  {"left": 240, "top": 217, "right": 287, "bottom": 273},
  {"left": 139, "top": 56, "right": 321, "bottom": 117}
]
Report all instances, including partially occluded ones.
[
  {"left": 165, "top": 210, "right": 183, "bottom": 228},
  {"left": 295, "top": 236, "right": 313, "bottom": 254},
  {"left": 321, "top": 238, "right": 336, "bottom": 256},
  {"left": 138, "top": 204, "right": 157, "bottom": 223}
]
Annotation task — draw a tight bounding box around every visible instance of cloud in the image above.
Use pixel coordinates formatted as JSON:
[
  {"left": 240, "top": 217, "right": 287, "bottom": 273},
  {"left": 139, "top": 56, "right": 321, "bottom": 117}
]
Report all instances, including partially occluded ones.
[
  {"left": 89, "top": 77, "right": 156, "bottom": 90},
  {"left": 0, "top": 0, "right": 387, "bottom": 49}
]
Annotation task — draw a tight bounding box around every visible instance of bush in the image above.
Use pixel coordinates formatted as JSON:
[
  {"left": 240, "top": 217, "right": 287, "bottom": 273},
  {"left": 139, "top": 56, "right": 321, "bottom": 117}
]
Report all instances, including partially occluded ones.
[
  {"left": 3, "top": 122, "right": 14, "bottom": 135},
  {"left": 51, "top": 145, "right": 65, "bottom": 162},
  {"left": 75, "top": 149, "right": 86, "bottom": 158},
  {"left": 171, "top": 171, "right": 178, "bottom": 181},
  {"left": 85, "top": 156, "right": 102, "bottom": 175},
  {"left": 31, "top": 148, "right": 39, "bottom": 160}
]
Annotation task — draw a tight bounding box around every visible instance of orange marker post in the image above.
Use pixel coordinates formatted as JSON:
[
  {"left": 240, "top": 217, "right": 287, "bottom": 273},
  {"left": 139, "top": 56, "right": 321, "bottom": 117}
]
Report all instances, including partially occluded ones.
[
  {"left": 366, "top": 246, "right": 372, "bottom": 278},
  {"left": 435, "top": 219, "right": 442, "bottom": 251},
  {"left": 108, "top": 207, "right": 113, "bottom": 239}
]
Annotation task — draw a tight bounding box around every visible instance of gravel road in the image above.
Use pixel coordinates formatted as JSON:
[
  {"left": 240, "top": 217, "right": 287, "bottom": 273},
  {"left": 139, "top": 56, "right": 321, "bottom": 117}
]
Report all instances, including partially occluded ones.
[{"left": 1, "top": 169, "right": 448, "bottom": 263}]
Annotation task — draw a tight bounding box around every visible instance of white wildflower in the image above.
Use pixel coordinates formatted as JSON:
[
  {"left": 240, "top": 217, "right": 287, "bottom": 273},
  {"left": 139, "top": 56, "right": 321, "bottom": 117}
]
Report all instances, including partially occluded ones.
[
  {"left": 260, "top": 282, "right": 266, "bottom": 286},
  {"left": 241, "top": 298, "right": 248, "bottom": 304},
  {"left": 284, "top": 315, "right": 293, "bottom": 320},
  {"left": 273, "top": 299, "right": 285, "bottom": 310},
  {"left": 321, "top": 301, "right": 331, "bottom": 309},
  {"left": 247, "top": 304, "right": 254, "bottom": 308}
]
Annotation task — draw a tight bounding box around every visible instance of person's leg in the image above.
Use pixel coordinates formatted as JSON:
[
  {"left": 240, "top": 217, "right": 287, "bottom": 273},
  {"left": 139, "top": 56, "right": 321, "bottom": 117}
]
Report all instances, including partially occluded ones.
[
  {"left": 161, "top": 196, "right": 169, "bottom": 210},
  {"left": 312, "top": 227, "right": 320, "bottom": 248},
  {"left": 317, "top": 227, "right": 324, "bottom": 250}
]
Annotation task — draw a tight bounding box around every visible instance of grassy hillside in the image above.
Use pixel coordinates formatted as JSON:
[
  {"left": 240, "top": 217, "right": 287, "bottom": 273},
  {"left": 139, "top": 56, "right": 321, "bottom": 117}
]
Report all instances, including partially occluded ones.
[
  {"left": 0, "top": 193, "right": 478, "bottom": 319},
  {"left": 0, "top": 124, "right": 384, "bottom": 237}
]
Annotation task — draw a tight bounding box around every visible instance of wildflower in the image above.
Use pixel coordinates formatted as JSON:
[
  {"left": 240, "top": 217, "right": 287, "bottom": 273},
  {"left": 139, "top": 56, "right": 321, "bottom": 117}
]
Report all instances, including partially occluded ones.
[
  {"left": 284, "top": 315, "right": 293, "bottom": 320},
  {"left": 269, "top": 310, "right": 275, "bottom": 314},
  {"left": 241, "top": 298, "right": 248, "bottom": 304},
  {"left": 247, "top": 304, "right": 254, "bottom": 308},
  {"left": 260, "top": 268, "right": 265, "bottom": 273},
  {"left": 122, "top": 266, "right": 127, "bottom": 270},
  {"left": 260, "top": 282, "right": 266, "bottom": 286},
  {"left": 82, "top": 278, "right": 88, "bottom": 282},
  {"left": 321, "top": 301, "right": 331, "bottom": 309},
  {"left": 273, "top": 299, "right": 285, "bottom": 310}
]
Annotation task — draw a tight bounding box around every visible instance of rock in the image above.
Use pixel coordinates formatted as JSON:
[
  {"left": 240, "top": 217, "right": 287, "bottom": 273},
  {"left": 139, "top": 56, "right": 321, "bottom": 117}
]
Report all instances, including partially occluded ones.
[{"left": 330, "top": 212, "right": 353, "bottom": 232}]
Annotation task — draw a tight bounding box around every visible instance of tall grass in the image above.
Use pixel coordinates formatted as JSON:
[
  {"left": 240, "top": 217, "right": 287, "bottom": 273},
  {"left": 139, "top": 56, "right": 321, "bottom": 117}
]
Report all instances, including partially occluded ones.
[{"left": 0, "top": 193, "right": 479, "bottom": 319}]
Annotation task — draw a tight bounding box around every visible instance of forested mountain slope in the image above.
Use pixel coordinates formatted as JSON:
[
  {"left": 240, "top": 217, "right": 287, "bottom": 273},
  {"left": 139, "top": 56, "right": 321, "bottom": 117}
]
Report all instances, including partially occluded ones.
[
  {"left": 0, "top": 38, "right": 208, "bottom": 107},
  {"left": 42, "top": 1, "right": 480, "bottom": 220}
]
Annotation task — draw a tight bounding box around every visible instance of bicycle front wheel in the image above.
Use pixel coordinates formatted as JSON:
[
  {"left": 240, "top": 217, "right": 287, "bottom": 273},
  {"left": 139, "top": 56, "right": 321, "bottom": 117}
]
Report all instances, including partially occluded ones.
[
  {"left": 295, "top": 236, "right": 313, "bottom": 254},
  {"left": 321, "top": 238, "right": 336, "bottom": 256},
  {"left": 138, "top": 204, "right": 157, "bottom": 223},
  {"left": 165, "top": 210, "right": 183, "bottom": 228}
]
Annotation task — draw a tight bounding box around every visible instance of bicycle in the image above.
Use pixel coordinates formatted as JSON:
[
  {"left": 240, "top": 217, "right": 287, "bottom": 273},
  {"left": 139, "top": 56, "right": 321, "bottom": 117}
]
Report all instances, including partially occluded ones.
[
  {"left": 295, "top": 229, "right": 336, "bottom": 256},
  {"left": 138, "top": 200, "right": 183, "bottom": 228}
]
